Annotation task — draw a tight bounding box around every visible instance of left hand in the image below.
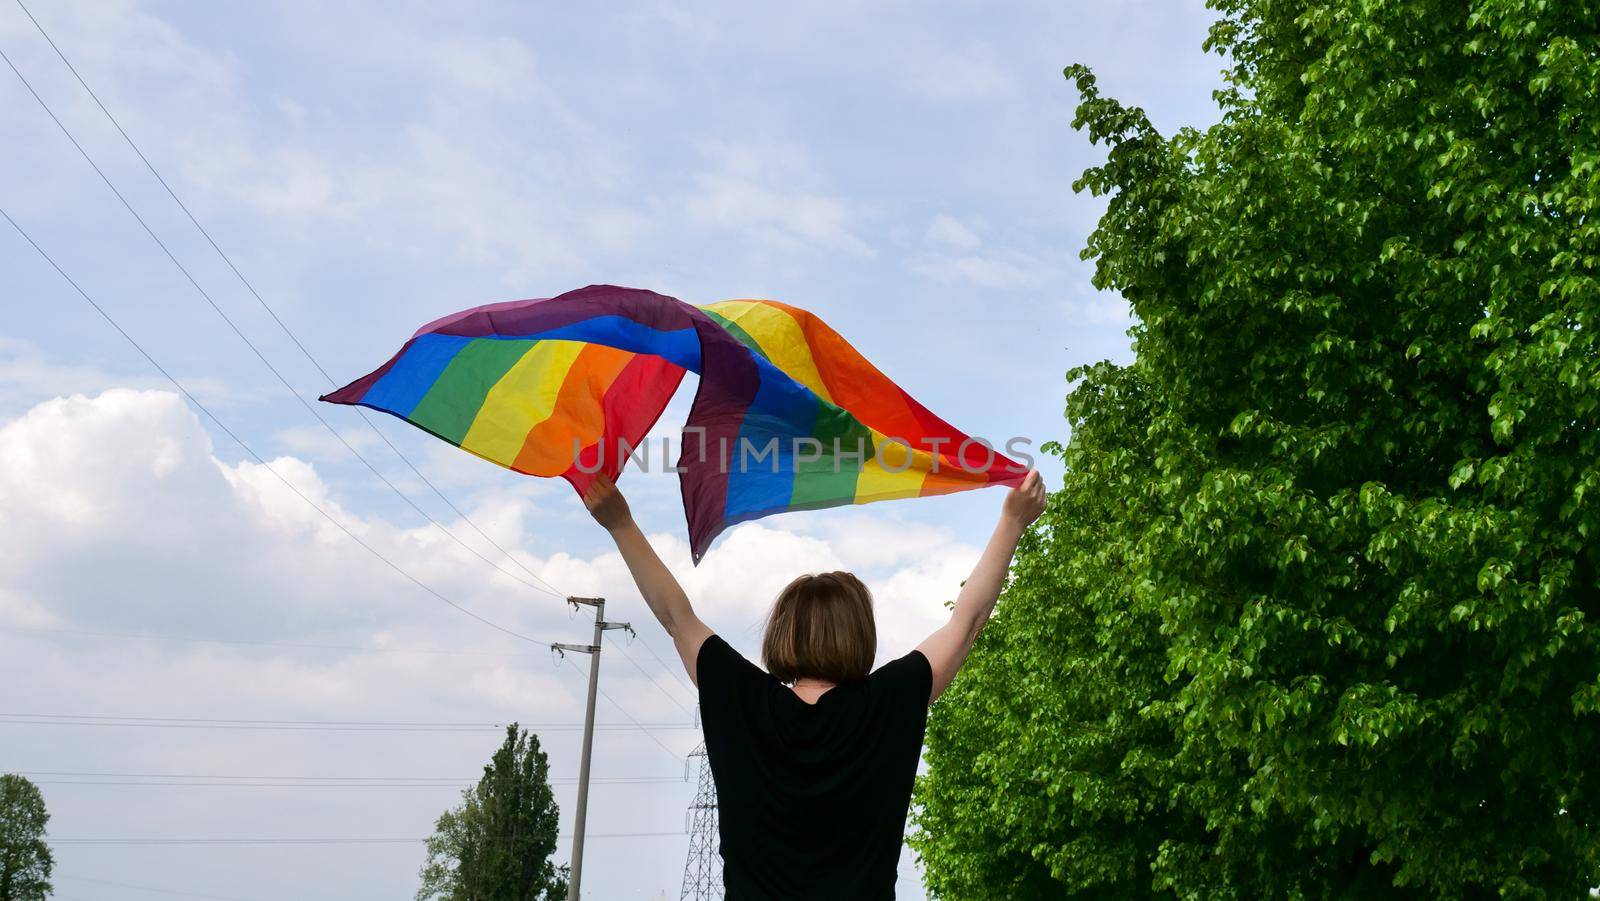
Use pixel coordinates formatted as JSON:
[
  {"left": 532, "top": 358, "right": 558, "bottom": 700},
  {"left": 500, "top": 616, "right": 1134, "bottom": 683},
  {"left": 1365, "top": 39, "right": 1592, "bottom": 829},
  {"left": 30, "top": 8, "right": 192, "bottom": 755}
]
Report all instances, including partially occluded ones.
[
  {"left": 582, "top": 474, "right": 634, "bottom": 532},
  {"left": 1001, "top": 470, "right": 1047, "bottom": 529}
]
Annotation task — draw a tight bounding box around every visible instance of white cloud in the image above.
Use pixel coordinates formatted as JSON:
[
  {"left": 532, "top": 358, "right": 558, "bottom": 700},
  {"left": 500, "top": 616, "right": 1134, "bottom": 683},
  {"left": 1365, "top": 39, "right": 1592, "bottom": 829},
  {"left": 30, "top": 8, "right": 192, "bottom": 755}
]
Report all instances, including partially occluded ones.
[
  {"left": 0, "top": 585, "right": 59, "bottom": 628},
  {"left": 273, "top": 422, "right": 381, "bottom": 461},
  {"left": 0, "top": 387, "right": 696, "bottom": 893},
  {"left": 1063, "top": 292, "right": 1136, "bottom": 327},
  {"left": 582, "top": 206, "right": 657, "bottom": 251},
  {"left": 630, "top": 6, "right": 721, "bottom": 44},
  {"left": 911, "top": 217, "right": 1060, "bottom": 288},
  {"left": 0, "top": 384, "right": 982, "bottom": 901},
  {"left": 0, "top": 337, "right": 229, "bottom": 415},
  {"left": 0, "top": 389, "right": 215, "bottom": 538},
  {"left": 0, "top": 389, "right": 541, "bottom": 638},
  {"left": 418, "top": 36, "right": 540, "bottom": 99},
  {"left": 925, "top": 214, "right": 982, "bottom": 250},
  {"left": 893, "top": 41, "right": 1013, "bottom": 104},
  {"left": 1, "top": 386, "right": 977, "bottom": 694},
  {"left": 5, "top": 1, "right": 643, "bottom": 281},
  {"left": 786, "top": 511, "right": 962, "bottom": 572},
  {"left": 685, "top": 141, "right": 874, "bottom": 258},
  {"left": 911, "top": 252, "right": 1043, "bottom": 288}
]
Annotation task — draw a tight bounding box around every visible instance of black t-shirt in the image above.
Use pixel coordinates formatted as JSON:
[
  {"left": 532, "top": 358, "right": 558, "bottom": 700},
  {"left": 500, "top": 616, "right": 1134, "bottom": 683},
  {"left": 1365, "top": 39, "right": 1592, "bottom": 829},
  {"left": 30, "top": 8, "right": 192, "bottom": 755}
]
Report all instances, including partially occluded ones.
[{"left": 695, "top": 633, "right": 933, "bottom": 900}]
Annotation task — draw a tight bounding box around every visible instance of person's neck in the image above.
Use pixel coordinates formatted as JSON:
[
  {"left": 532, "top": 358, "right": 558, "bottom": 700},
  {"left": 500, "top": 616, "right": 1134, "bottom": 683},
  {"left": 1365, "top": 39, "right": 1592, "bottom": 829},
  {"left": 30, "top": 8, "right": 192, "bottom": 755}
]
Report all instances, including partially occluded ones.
[{"left": 790, "top": 676, "right": 836, "bottom": 703}]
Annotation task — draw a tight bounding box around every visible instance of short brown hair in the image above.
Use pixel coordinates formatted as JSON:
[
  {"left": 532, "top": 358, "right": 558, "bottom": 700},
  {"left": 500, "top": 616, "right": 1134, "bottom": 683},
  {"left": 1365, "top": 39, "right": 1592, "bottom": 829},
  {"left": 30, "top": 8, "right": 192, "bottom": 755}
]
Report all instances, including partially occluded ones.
[{"left": 761, "top": 571, "right": 877, "bottom": 684}]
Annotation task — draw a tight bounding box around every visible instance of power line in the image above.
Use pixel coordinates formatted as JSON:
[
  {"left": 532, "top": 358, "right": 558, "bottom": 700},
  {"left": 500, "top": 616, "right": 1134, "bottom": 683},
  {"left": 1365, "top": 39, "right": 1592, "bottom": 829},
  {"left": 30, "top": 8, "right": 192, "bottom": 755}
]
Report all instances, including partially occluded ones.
[
  {"left": 3, "top": 177, "right": 696, "bottom": 855},
  {"left": 20, "top": 771, "right": 681, "bottom": 787},
  {"left": 630, "top": 634, "right": 699, "bottom": 698},
  {"left": 4, "top": 621, "right": 701, "bottom": 721},
  {"left": 39, "top": 832, "right": 686, "bottom": 845},
  {"left": 558, "top": 654, "right": 687, "bottom": 764},
  {"left": 12, "top": 769, "right": 683, "bottom": 781},
  {"left": 611, "top": 638, "right": 697, "bottom": 716},
  {"left": 2, "top": 622, "right": 700, "bottom": 756},
  {"left": 578, "top": 600, "right": 694, "bottom": 714},
  {"left": 18, "top": 0, "right": 570, "bottom": 604},
  {"left": 0, "top": 39, "right": 562, "bottom": 604},
  {"left": 29, "top": 779, "right": 686, "bottom": 788},
  {"left": 0, "top": 625, "right": 535, "bottom": 659},
  {"left": 5, "top": 619, "right": 696, "bottom": 712},
  {"left": 0, "top": 206, "right": 547, "bottom": 647},
  {"left": 6, "top": 5, "right": 700, "bottom": 706},
  {"left": 16, "top": 771, "right": 474, "bottom": 781},
  {"left": 0, "top": 713, "right": 696, "bottom": 733},
  {"left": 57, "top": 874, "right": 265, "bottom": 901},
  {"left": 9, "top": 20, "right": 709, "bottom": 879},
  {"left": 3, "top": 597, "right": 696, "bottom": 719}
]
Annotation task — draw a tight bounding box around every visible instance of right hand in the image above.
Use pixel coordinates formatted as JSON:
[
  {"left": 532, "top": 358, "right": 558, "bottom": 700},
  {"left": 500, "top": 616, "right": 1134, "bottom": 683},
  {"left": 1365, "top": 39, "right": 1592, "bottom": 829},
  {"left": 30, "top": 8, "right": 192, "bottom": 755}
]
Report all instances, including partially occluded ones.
[
  {"left": 1001, "top": 470, "right": 1046, "bottom": 529},
  {"left": 582, "top": 474, "right": 634, "bottom": 532}
]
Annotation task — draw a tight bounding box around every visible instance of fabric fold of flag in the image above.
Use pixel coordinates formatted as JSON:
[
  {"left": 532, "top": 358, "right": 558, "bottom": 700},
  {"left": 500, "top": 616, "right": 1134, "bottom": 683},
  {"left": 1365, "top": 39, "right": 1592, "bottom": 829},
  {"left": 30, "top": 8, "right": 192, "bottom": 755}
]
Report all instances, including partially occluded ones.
[{"left": 321, "top": 285, "right": 1023, "bottom": 563}]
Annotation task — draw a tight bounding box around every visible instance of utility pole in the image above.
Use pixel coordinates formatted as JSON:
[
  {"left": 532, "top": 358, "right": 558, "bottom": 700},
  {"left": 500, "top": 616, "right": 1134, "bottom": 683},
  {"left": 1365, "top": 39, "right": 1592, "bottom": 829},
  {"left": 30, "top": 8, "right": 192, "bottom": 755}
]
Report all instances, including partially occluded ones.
[{"left": 553, "top": 596, "right": 632, "bottom": 901}]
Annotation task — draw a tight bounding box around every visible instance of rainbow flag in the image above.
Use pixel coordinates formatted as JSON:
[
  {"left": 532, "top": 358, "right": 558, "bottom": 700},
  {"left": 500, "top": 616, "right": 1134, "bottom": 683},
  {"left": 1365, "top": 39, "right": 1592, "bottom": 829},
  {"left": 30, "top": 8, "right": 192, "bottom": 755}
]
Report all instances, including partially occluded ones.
[{"left": 321, "top": 285, "right": 1022, "bottom": 562}]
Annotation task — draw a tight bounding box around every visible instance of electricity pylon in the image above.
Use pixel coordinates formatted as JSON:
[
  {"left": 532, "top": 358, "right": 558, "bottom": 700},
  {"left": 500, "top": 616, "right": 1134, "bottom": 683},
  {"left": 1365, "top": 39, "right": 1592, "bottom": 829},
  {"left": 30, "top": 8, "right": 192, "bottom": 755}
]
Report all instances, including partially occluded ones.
[{"left": 679, "top": 741, "right": 722, "bottom": 900}]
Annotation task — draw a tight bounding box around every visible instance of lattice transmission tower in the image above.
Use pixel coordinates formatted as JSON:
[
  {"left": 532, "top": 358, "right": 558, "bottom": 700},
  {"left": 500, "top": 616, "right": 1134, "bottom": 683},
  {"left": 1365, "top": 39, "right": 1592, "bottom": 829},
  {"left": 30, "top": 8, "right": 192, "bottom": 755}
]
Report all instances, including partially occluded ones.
[{"left": 680, "top": 741, "right": 723, "bottom": 900}]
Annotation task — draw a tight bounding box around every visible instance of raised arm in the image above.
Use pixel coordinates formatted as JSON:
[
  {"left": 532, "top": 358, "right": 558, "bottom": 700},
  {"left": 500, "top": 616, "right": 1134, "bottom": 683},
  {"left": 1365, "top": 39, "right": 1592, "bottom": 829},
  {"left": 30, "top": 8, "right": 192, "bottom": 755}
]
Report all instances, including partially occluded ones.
[
  {"left": 915, "top": 470, "right": 1046, "bottom": 704},
  {"left": 582, "top": 475, "right": 713, "bottom": 684}
]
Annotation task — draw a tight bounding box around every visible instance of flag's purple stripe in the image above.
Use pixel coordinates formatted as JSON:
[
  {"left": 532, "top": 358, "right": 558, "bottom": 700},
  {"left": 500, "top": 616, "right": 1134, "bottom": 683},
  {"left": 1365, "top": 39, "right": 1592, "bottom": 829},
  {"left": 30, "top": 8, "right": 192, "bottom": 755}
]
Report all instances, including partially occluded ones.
[
  {"left": 411, "top": 295, "right": 553, "bottom": 337},
  {"left": 674, "top": 310, "right": 766, "bottom": 562},
  {"left": 424, "top": 285, "right": 704, "bottom": 342},
  {"left": 320, "top": 343, "right": 409, "bottom": 405}
]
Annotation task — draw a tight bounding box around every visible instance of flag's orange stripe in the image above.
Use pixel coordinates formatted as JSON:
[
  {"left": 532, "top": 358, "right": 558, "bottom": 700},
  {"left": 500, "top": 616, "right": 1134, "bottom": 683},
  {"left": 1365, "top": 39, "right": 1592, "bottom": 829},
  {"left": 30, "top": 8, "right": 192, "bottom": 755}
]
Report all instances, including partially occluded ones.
[
  {"left": 754, "top": 300, "right": 929, "bottom": 442},
  {"left": 511, "top": 343, "right": 638, "bottom": 476}
]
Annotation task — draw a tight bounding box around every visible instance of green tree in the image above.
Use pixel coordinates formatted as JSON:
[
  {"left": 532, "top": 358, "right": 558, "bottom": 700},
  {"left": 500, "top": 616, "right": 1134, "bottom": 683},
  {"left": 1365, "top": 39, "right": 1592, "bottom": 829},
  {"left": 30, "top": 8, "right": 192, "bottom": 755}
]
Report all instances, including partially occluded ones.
[
  {"left": 418, "top": 724, "right": 568, "bottom": 901},
  {"left": 912, "top": 0, "right": 1600, "bottom": 897},
  {"left": 0, "top": 775, "right": 52, "bottom": 901}
]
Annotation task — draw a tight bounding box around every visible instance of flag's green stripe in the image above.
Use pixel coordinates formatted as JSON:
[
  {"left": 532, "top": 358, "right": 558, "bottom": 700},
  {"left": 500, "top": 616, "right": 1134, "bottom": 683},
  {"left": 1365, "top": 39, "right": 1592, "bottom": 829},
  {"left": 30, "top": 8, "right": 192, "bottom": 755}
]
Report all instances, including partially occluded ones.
[
  {"left": 788, "top": 404, "right": 873, "bottom": 508},
  {"left": 408, "top": 339, "right": 537, "bottom": 445},
  {"left": 701, "top": 309, "right": 770, "bottom": 362}
]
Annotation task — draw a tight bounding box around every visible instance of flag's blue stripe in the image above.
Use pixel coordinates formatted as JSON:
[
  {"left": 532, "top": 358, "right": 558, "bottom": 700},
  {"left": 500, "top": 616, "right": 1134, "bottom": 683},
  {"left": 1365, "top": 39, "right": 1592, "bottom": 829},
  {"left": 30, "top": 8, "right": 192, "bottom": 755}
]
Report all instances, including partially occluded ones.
[
  {"left": 519, "top": 316, "right": 702, "bottom": 372},
  {"left": 722, "top": 357, "right": 819, "bottom": 520},
  {"left": 363, "top": 333, "right": 475, "bottom": 417}
]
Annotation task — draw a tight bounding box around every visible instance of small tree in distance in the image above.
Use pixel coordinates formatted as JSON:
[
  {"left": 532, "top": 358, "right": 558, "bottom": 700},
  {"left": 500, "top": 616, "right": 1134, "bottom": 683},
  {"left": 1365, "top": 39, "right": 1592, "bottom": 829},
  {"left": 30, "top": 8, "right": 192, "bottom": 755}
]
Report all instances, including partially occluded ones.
[
  {"left": 0, "top": 774, "right": 53, "bottom": 901},
  {"left": 418, "top": 724, "right": 567, "bottom": 901}
]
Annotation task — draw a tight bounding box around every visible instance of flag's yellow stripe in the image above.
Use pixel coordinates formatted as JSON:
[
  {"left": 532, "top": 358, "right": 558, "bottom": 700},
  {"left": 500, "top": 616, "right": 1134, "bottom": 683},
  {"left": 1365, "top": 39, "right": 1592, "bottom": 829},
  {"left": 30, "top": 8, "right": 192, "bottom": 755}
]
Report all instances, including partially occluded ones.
[
  {"left": 853, "top": 430, "right": 931, "bottom": 502},
  {"left": 460, "top": 340, "right": 589, "bottom": 465},
  {"left": 703, "top": 300, "right": 835, "bottom": 404}
]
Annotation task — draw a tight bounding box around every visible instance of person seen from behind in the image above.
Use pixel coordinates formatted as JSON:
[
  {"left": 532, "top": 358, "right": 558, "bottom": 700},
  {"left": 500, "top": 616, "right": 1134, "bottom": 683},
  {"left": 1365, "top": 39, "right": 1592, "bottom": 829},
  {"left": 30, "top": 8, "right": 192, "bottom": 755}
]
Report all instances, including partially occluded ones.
[{"left": 583, "top": 469, "right": 1048, "bottom": 900}]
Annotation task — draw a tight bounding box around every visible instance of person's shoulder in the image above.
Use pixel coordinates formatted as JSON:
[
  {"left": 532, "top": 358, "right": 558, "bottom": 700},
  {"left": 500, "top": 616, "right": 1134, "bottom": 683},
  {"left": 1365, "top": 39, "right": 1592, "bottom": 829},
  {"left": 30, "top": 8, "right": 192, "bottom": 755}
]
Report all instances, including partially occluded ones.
[
  {"left": 870, "top": 648, "right": 933, "bottom": 694},
  {"left": 696, "top": 633, "right": 764, "bottom": 681},
  {"left": 696, "top": 632, "right": 728, "bottom": 665},
  {"left": 875, "top": 647, "right": 932, "bottom": 675}
]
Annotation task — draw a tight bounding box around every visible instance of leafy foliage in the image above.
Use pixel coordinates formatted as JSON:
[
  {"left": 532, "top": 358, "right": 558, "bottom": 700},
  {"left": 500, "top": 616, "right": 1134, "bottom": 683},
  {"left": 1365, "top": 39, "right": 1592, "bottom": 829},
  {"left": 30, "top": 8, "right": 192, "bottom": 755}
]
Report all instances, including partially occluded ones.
[
  {"left": 912, "top": 0, "right": 1600, "bottom": 896},
  {"left": 0, "top": 775, "right": 52, "bottom": 901},
  {"left": 417, "top": 725, "right": 568, "bottom": 901}
]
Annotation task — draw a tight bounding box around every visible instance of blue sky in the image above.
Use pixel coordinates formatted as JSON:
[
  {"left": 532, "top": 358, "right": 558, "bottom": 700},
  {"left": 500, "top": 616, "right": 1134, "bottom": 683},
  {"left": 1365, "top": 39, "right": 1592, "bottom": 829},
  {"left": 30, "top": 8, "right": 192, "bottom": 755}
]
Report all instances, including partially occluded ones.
[{"left": 1, "top": 2, "right": 1222, "bottom": 898}]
